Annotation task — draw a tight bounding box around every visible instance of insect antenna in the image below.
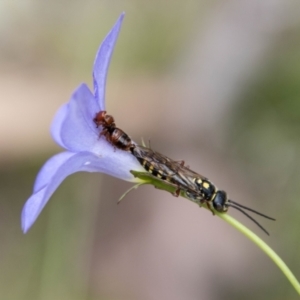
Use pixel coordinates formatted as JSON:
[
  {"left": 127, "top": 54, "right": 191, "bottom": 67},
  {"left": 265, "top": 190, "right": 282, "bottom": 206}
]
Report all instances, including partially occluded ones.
[
  {"left": 227, "top": 203, "right": 271, "bottom": 235},
  {"left": 228, "top": 200, "right": 275, "bottom": 220}
]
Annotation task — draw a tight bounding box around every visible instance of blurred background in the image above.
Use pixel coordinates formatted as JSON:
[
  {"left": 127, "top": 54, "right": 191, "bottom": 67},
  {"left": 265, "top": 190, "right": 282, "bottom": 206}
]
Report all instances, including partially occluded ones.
[{"left": 1, "top": 0, "right": 300, "bottom": 299}]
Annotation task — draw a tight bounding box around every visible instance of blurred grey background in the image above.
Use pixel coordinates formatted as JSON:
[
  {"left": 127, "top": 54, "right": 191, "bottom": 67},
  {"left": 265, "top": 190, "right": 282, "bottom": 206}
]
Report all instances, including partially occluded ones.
[{"left": 1, "top": 0, "right": 300, "bottom": 299}]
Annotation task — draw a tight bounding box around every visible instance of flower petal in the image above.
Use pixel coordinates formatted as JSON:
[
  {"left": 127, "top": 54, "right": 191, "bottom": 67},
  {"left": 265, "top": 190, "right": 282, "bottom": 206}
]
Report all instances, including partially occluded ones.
[
  {"left": 91, "top": 145, "right": 145, "bottom": 181},
  {"left": 50, "top": 103, "right": 69, "bottom": 147},
  {"left": 22, "top": 150, "right": 143, "bottom": 233},
  {"left": 33, "top": 151, "right": 75, "bottom": 193},
  {"left": 60, "top": 83, "right": 100, "bottom": 152},
  {"left": 22, "top": 187, "right": 48, "bottom": 233},
  {"left": 93, "top": 13, "right": 125, "bottom": 109}
]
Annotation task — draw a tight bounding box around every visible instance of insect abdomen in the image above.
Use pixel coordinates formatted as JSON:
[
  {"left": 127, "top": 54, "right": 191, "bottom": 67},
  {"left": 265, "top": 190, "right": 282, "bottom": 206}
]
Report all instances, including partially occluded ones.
[{"left": 111, "top": 129, "right": 132, "bottom": 150}]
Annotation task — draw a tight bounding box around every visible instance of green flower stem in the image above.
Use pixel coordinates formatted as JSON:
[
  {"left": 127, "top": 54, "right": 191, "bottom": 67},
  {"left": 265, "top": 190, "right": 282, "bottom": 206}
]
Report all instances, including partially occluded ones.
[
  {"left": 130, "top": 170, "right": 300, "bottom": 296},
  {"left": 218, "top": 213, "right": 300, "bottom": 295}
]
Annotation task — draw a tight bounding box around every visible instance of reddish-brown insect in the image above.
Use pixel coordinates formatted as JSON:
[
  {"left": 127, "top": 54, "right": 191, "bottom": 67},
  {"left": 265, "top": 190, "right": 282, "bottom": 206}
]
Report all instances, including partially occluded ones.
[
  {"left": 94, "top": 111, "right": 115, "bottom": 128},
  {"left": 93, "top": 110, "right": 134, "bottom": 151}
]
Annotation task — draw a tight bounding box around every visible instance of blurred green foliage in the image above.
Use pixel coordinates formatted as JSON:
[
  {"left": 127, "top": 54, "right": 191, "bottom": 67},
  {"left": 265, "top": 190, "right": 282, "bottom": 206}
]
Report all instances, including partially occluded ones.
[
  {"left": 229, "top": 24, "right": 300, "bottom": 192},
  {"left": 0, "top": 0, "right": 201, "bottom": 76},
  {"left": 225, "top": 23, "right": 300, "bottom": 300}
]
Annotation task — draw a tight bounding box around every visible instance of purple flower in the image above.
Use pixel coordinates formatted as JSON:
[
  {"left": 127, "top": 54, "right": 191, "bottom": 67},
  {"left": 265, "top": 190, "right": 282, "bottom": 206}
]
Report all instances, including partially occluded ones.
[{"left": 21, "top": 13, "right": 144, "bottom": 233}]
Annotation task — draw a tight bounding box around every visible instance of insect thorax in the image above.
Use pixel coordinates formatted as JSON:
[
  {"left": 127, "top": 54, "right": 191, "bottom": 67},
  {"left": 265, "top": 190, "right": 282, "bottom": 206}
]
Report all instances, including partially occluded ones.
[{"left": 194, "top": 178, "right": 216, "bottom": 200}]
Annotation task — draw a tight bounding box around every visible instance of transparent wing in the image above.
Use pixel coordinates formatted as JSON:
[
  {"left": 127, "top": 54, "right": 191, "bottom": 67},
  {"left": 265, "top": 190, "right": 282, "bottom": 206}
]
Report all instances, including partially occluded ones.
[{"left": 132, "top": 145, "right": 207, "bottom": 194}]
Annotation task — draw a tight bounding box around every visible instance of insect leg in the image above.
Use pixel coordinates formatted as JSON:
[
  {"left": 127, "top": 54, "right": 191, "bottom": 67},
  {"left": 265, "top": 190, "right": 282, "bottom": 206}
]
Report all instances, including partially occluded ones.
[
  {"left": 172, "top": 186, "right": 181, "bottom": 197},
  {"left": 200, "top": 199, "right": 215, "bottom": 215}
]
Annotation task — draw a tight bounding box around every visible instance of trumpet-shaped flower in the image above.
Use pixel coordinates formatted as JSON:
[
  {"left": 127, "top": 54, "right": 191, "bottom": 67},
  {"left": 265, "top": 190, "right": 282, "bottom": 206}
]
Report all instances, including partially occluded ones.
[{"left": 21, "top": 13, "right": 144, "bottom": 233}]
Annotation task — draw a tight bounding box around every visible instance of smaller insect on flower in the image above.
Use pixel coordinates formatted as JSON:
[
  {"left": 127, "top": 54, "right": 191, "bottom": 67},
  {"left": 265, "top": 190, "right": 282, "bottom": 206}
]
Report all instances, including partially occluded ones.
[
  {"left": 94, "top": 110, "right": 116, "bottom": 127},
  {"left": 93, "top": 110, "right": 134, "bottom": 151}
]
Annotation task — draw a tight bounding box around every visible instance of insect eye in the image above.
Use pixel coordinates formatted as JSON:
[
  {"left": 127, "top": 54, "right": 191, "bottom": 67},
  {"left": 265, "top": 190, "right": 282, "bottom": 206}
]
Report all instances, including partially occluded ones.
[{"left": 212, "top": 191, "right": 228, "bottom": 212}]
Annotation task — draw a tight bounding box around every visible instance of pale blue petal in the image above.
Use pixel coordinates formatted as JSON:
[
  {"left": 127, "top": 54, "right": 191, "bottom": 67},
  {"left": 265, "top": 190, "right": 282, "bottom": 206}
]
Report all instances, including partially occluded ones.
[
  {"left": 93, "top": 13, "right": 125, "bottom": 109},
  {"left": 51, "top": 103, "right": 69, "bottom": 148},
  {"left": 22, "top": 150, "right": 143, "bottom": 233},
  {"left": 22, "top": 187, "right": 47, "bottom": 233},
  {"left": 91, "top": 143, "right": 144, "bottom": 181},
  {"left": 33, "top": 151, "right": 75, "bottom": 193},
  {"left": 60, "top": 83, "right": 100, "bottom": 152}
]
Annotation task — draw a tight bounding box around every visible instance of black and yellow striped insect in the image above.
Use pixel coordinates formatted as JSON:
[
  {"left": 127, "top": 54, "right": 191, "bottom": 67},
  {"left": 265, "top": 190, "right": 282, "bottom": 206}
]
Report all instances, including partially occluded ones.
[{"left": 131, "top": 145, "right": 275, "bottom": 235}]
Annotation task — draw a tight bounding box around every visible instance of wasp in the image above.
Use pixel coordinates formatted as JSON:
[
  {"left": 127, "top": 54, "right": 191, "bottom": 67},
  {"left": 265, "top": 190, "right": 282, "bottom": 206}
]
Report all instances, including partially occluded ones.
[
  {"left": 93, "top": 111, "right": 134, "bottom": 151},
  {"left": 92, "top": 112, "right": 275, "bottom": 234},
  {"left": 131, "top": 145, "right": 275, "bottom": 235}
]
